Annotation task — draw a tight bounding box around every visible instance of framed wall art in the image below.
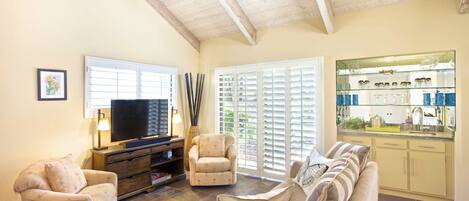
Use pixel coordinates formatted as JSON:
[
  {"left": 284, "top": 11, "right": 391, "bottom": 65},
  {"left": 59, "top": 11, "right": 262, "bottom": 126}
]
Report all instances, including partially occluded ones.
[{"left": 37, "top": 69, "right": 67, "bottom": 101}]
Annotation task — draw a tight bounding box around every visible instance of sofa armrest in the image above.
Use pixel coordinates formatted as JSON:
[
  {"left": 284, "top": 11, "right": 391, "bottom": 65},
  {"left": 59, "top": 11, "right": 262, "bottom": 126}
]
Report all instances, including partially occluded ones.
[
  {"left": 289, "top": 161, "right": 303, "bottom": 178},
  {"left": 349, "top": 161, "right": 379, "bottom": 201},
  {"left": 21, "top": 189, "right": 92, "bottom": 201},
  {"left": 226, "top": 144, "right": 237, "bottom": 160},
  {"left": 82, "top": 169, "right": 118, "bottom": 188},
  {"left": 189, "top": 145, "right": 199, "bottom": 164}
]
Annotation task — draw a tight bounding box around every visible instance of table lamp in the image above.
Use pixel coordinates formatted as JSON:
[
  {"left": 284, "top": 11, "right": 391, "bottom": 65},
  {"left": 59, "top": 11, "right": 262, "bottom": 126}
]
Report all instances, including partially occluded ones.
[
  {"left": 170, "top": 106, "right": 182, "bottom": 138},
  {"left": 95, "top": 109, "right": 110, "bottom": 150}
]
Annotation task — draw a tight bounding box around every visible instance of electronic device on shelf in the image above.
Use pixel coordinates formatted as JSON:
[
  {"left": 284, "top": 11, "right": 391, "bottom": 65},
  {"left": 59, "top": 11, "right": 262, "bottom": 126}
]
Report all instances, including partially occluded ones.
[{"left": 111, "top": 99, "right": 171, "bottom": 148}]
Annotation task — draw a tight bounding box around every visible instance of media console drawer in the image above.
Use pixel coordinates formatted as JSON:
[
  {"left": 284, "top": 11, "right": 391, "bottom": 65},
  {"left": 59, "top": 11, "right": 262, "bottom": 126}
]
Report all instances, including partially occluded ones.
[
  {"left": 107, "top": 148, "right": 151, "bottom": 163},
  {"left": 107, "top": 156, "right": 150, "bottom": 178},
  {"left": 170, "top": 141, "right": 184, "bottom": 149},
  {"left": 118, "top": 172, "right": 151, "bottom": 196}
]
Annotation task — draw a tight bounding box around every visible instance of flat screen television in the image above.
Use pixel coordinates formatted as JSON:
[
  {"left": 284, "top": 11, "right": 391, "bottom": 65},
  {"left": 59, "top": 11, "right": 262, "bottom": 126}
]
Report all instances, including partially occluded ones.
[{"left": 111, "top": 99, "right": 168, "bottom": 142}]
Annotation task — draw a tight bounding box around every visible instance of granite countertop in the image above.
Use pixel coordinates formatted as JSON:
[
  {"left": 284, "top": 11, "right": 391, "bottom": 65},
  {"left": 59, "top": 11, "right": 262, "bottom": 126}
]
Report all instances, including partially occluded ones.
[{"left": 338, "top": 129, "right": 454, "bottom": 141}]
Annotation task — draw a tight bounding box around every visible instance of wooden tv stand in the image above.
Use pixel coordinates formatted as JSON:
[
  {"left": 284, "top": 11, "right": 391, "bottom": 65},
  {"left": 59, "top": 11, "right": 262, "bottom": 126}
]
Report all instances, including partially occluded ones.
[{"left": 92, "top": 137, "right": 185, "bottom": 200}]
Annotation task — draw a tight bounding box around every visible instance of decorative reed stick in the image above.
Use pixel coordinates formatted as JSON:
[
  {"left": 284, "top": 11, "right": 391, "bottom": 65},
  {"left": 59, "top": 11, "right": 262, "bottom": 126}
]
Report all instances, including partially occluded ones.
[{"left": 185, "top": 73, "right": 205, "bottom": 126}]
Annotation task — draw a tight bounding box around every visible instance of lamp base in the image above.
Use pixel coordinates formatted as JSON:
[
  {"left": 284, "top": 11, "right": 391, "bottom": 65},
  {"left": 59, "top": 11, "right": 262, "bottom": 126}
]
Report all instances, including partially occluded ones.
[{"left": 93, "top": 146, "right": 108, "bottom": 151}]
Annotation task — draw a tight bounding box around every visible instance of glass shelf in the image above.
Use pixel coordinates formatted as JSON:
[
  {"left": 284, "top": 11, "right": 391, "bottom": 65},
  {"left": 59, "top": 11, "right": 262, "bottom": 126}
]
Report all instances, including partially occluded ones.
[
  {"left": 338, "top": 105, "right": 454, "bottom": 107},
  {"left": 336, "top": 86, "right": 455, "bottom": 92},
  {"left": 336, "top": 67, "right": 454, "bottom": 77}
]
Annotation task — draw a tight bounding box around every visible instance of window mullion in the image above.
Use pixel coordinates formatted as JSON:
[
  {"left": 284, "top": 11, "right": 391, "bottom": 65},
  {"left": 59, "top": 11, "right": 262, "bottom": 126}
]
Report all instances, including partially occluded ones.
[
  {"left": 136, "top": 67, "right": 142, "bottom": 99},
  {"left": 257, "top": 70, "right": 264, "bottom": 177},
  {"left": 284, "top": 67, "right": 292, "bottom": 177}
]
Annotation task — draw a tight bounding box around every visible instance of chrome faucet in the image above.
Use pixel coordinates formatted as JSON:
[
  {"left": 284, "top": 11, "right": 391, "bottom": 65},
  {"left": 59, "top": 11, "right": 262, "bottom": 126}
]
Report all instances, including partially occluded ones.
[{"left": 411, "top": 107, "right": 423, "bottom": 130}]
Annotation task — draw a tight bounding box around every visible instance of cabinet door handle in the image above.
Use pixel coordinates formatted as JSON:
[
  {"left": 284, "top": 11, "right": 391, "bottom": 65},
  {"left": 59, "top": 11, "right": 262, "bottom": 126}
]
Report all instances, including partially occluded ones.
[
  {"left": 403, "top": 157, "right": 407, "bottom": 175},
  {"left": 410, "top": 158, "right": 415, "bottom": 176},
  {"left": 384, "top": 143, "right": 399, "bottom": 146},
  {"left": 418, "top": 145, "right": 436, "bottom": 149}
]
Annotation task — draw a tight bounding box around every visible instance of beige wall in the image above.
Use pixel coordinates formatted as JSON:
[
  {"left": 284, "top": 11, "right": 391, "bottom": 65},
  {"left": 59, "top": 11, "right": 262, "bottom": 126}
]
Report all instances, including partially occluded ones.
[
  {"left": 0, "top": 0, "right": 198, "bottom": 200},
  {"left": 198, "top": 0, "right": 469, "bottom": 200}
]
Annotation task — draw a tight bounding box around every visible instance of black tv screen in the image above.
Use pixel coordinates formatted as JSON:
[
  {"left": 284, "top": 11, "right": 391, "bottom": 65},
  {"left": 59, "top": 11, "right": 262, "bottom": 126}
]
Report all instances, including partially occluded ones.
[{"left": 111, "top": 99, "right": 168, "bottom": 142}]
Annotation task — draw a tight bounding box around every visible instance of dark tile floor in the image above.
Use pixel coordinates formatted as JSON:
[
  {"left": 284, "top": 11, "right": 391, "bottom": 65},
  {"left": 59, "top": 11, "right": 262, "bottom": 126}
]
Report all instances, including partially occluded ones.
[{"left": 124, "top": 174, "right": 415, "bottom": 201}]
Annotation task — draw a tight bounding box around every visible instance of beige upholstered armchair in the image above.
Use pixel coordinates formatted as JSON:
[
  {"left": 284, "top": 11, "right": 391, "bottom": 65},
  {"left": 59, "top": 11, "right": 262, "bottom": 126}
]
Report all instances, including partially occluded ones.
[
  {"left": 189, "top": 134, "right": 237, "bottom": 186},
  {"left": 14, "top": 156, "right": 117, "bottom": 201}
]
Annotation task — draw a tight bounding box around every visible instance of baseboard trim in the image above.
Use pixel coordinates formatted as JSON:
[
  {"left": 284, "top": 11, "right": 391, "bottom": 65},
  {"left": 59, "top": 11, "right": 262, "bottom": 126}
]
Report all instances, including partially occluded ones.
[{"left": 380, "top": 189, "right": 453, "bottom": 201}]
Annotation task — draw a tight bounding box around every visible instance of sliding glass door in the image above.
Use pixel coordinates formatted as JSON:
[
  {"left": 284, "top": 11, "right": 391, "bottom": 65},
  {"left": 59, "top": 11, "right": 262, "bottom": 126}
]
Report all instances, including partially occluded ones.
[{"left": 215, "top": 58, "right": 323, "bottom": 180}]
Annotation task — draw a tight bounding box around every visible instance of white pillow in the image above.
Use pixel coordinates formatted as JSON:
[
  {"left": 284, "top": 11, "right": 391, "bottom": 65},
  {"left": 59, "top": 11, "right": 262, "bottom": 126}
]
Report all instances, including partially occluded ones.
[
  {"left": 307, "top": 148, "right": 333, "bottom": 166},
  {"left": 295, "top": 149, "right": 333, "bottom": 193}
]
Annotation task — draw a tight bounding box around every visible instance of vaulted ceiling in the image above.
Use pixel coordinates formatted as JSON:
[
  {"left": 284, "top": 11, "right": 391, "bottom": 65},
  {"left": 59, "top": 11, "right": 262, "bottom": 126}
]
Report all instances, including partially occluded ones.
[{"left": 146, "top": 0, "right": 467, "bottom": 51}]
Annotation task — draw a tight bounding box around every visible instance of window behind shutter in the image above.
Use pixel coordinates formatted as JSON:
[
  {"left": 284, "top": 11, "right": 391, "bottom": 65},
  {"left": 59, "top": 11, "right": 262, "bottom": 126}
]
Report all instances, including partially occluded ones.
[
  {"left": 88, "top": 66, "right": 138, "bottom": 110},
  {"left": 140, "top": 71, "right": 176, "bottom": 108},
  {"left": 85, "top": 56, "right": 177, "bottom": 118},
  {"left": 214, "top": 58, "right": 323, "bottom": 179},
  {"left": 290, "top": 66, "right": 317, "bottom": 162},
  {"left": 237, "top": 72, "right": 258, "bottom": 170},
  {"left": 216, "top": 73, "right": 236, "bottom": 135},
  {"left": 263, "top": 68, "right": 287, "bottom": 174}
]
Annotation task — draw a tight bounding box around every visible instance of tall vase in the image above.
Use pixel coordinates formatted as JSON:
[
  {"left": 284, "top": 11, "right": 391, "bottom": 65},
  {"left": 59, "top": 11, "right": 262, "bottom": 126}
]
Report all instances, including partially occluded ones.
[{"left": 184, "top": 126, "right": 199, "bottom": 171}]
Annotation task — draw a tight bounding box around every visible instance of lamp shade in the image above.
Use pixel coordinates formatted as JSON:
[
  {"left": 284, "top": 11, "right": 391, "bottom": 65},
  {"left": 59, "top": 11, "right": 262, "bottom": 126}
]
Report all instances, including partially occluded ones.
[
  {"left": 172, "top": 113, "right": 182, "bottom": 124},
  {"left": 97, "top": 118, "right": 110, "bottom": 131}
]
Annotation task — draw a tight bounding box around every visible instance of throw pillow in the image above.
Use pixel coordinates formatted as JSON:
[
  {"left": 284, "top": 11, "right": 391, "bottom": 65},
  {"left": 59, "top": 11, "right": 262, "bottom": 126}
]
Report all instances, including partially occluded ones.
[
  {"left": 326, "top": 141, "right": 370, "bottom": 171},
  {"left": 199, "top": 134, "right": 226, "bottom": 157},
  {"left": 45, "top": 154, "right": 87, "bottom": 194},
  {"left": 295, "top": 149, "right": 333, "bottom": 193},
  {"left": 307, "top": 152, "right": 360, "bottom": 201}
]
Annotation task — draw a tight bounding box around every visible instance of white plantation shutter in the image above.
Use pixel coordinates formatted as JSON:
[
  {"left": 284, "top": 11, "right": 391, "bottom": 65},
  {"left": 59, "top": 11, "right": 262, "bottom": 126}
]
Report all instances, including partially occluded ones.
[
  {"left": 290, "top": 66, "right": 317, "bottom": 162},
  {"left": 215, "top": 58, "right": 323, "bottom": 179},
  {"left": 88, "top": 66, "right": 138, "bottom": 109},
  {"left": 216, "top": 73, "right": 236, "bottom": 135},
  {"left": 263, "top": 68, "right": 287, "bottom": 174},
  {"left": 85, "top": 56, "right": 177, "bottom": 117},
  {"left": 140, "top": 71, "right": 176, "bottom": 104},
  {"left": 237, "top": 72, "right": 258, "bottom": 170}
]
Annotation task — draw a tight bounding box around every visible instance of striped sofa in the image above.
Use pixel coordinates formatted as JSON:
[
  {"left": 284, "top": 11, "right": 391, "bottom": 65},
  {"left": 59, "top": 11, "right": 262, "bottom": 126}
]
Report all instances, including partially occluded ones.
[{"left": 289, "top": 160, "right": 379, "bottom": 201}]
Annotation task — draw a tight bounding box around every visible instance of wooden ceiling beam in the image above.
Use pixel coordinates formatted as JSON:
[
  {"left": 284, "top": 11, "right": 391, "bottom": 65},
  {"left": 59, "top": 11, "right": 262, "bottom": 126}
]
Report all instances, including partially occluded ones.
[
  {"left": 219, "top": 0, "right": 257, "bottom": 45},
  {"left": 315, "top": 0, "right": 335, "bottom": 34},
  {"left": 146, "top": 0, "right": 200, "bottom": 51},
  {"left": 460, "top": 0, "right": 469, "bottom": 14}
]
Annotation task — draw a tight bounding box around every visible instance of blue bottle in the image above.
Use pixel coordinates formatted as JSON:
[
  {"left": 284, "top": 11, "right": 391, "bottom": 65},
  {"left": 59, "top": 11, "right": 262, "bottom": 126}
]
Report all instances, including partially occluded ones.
[
  {"left": 435, "top": 93, "right": 444, "bottom": 106},
  {"left": 423, "top": 93, "right": 431, "bottom": 106},
  {"left": 445, "top": 93, "right": 456, "bottom": 106},
  {"left": 337, "top": 95, "right": 344, "bottom": 106},
  {"left": 352, "top": 94, "right": 359, "bottom": 105}
]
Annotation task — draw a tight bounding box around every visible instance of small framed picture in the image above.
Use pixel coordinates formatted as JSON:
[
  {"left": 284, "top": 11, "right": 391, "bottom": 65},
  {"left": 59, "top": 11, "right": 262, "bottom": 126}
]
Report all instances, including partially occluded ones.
[{"left": 37, "top": 69, "right": 67, "bottom": 101}]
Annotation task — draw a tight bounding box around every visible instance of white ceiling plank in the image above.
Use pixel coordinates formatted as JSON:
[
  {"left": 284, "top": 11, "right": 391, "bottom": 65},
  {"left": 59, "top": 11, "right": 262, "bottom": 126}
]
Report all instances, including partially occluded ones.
[
  {"left": 219, "top": 0, "right": 257, "bottom": 45},
  {"left": 460, "top": 0, "right": 469, "bottom": 14},
  {"left": 315, "top": 0, "right": 335, "bottom": 34},
  {"left": 146, "top": 0, "right": 200, "bottom": 51}
]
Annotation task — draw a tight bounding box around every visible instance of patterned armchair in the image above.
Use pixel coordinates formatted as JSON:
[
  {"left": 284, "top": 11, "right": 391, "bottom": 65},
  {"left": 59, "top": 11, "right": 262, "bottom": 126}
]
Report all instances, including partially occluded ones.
[
  {"left": 14, "top": 156, "right": 117, "bottom": 201},
  {"left": 189, "top": 134, "right": 237, "bottom": 186}
]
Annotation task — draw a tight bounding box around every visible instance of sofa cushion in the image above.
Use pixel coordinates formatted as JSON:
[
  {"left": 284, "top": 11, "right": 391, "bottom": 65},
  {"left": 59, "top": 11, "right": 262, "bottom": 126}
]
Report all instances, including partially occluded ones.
[
  {"left": 196, "top": 157, "right": 231, "bottom": 173},
  {"left": 45, "top": 155, "right": 87, "bottom": 193},
  {"left": 199, "top": 134, "right": 226, "bottom": 157},
  {"left": 308, "top": 152, "right": 360, "bottom": 201},
  {"left": 79, "top": 183, "right": 116, "bottom": 201},
  {"left": 14, "top": 160, "right": 52, "bottom": 193},
  {"left": 217, "top": 184, "right": 294, "bottom": 201},
  {"left": 326, "top": 141, "right": 370, "bottom": 171},
  {"left": 272, "top": 179, "right": 307, "bottom": 201}
]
